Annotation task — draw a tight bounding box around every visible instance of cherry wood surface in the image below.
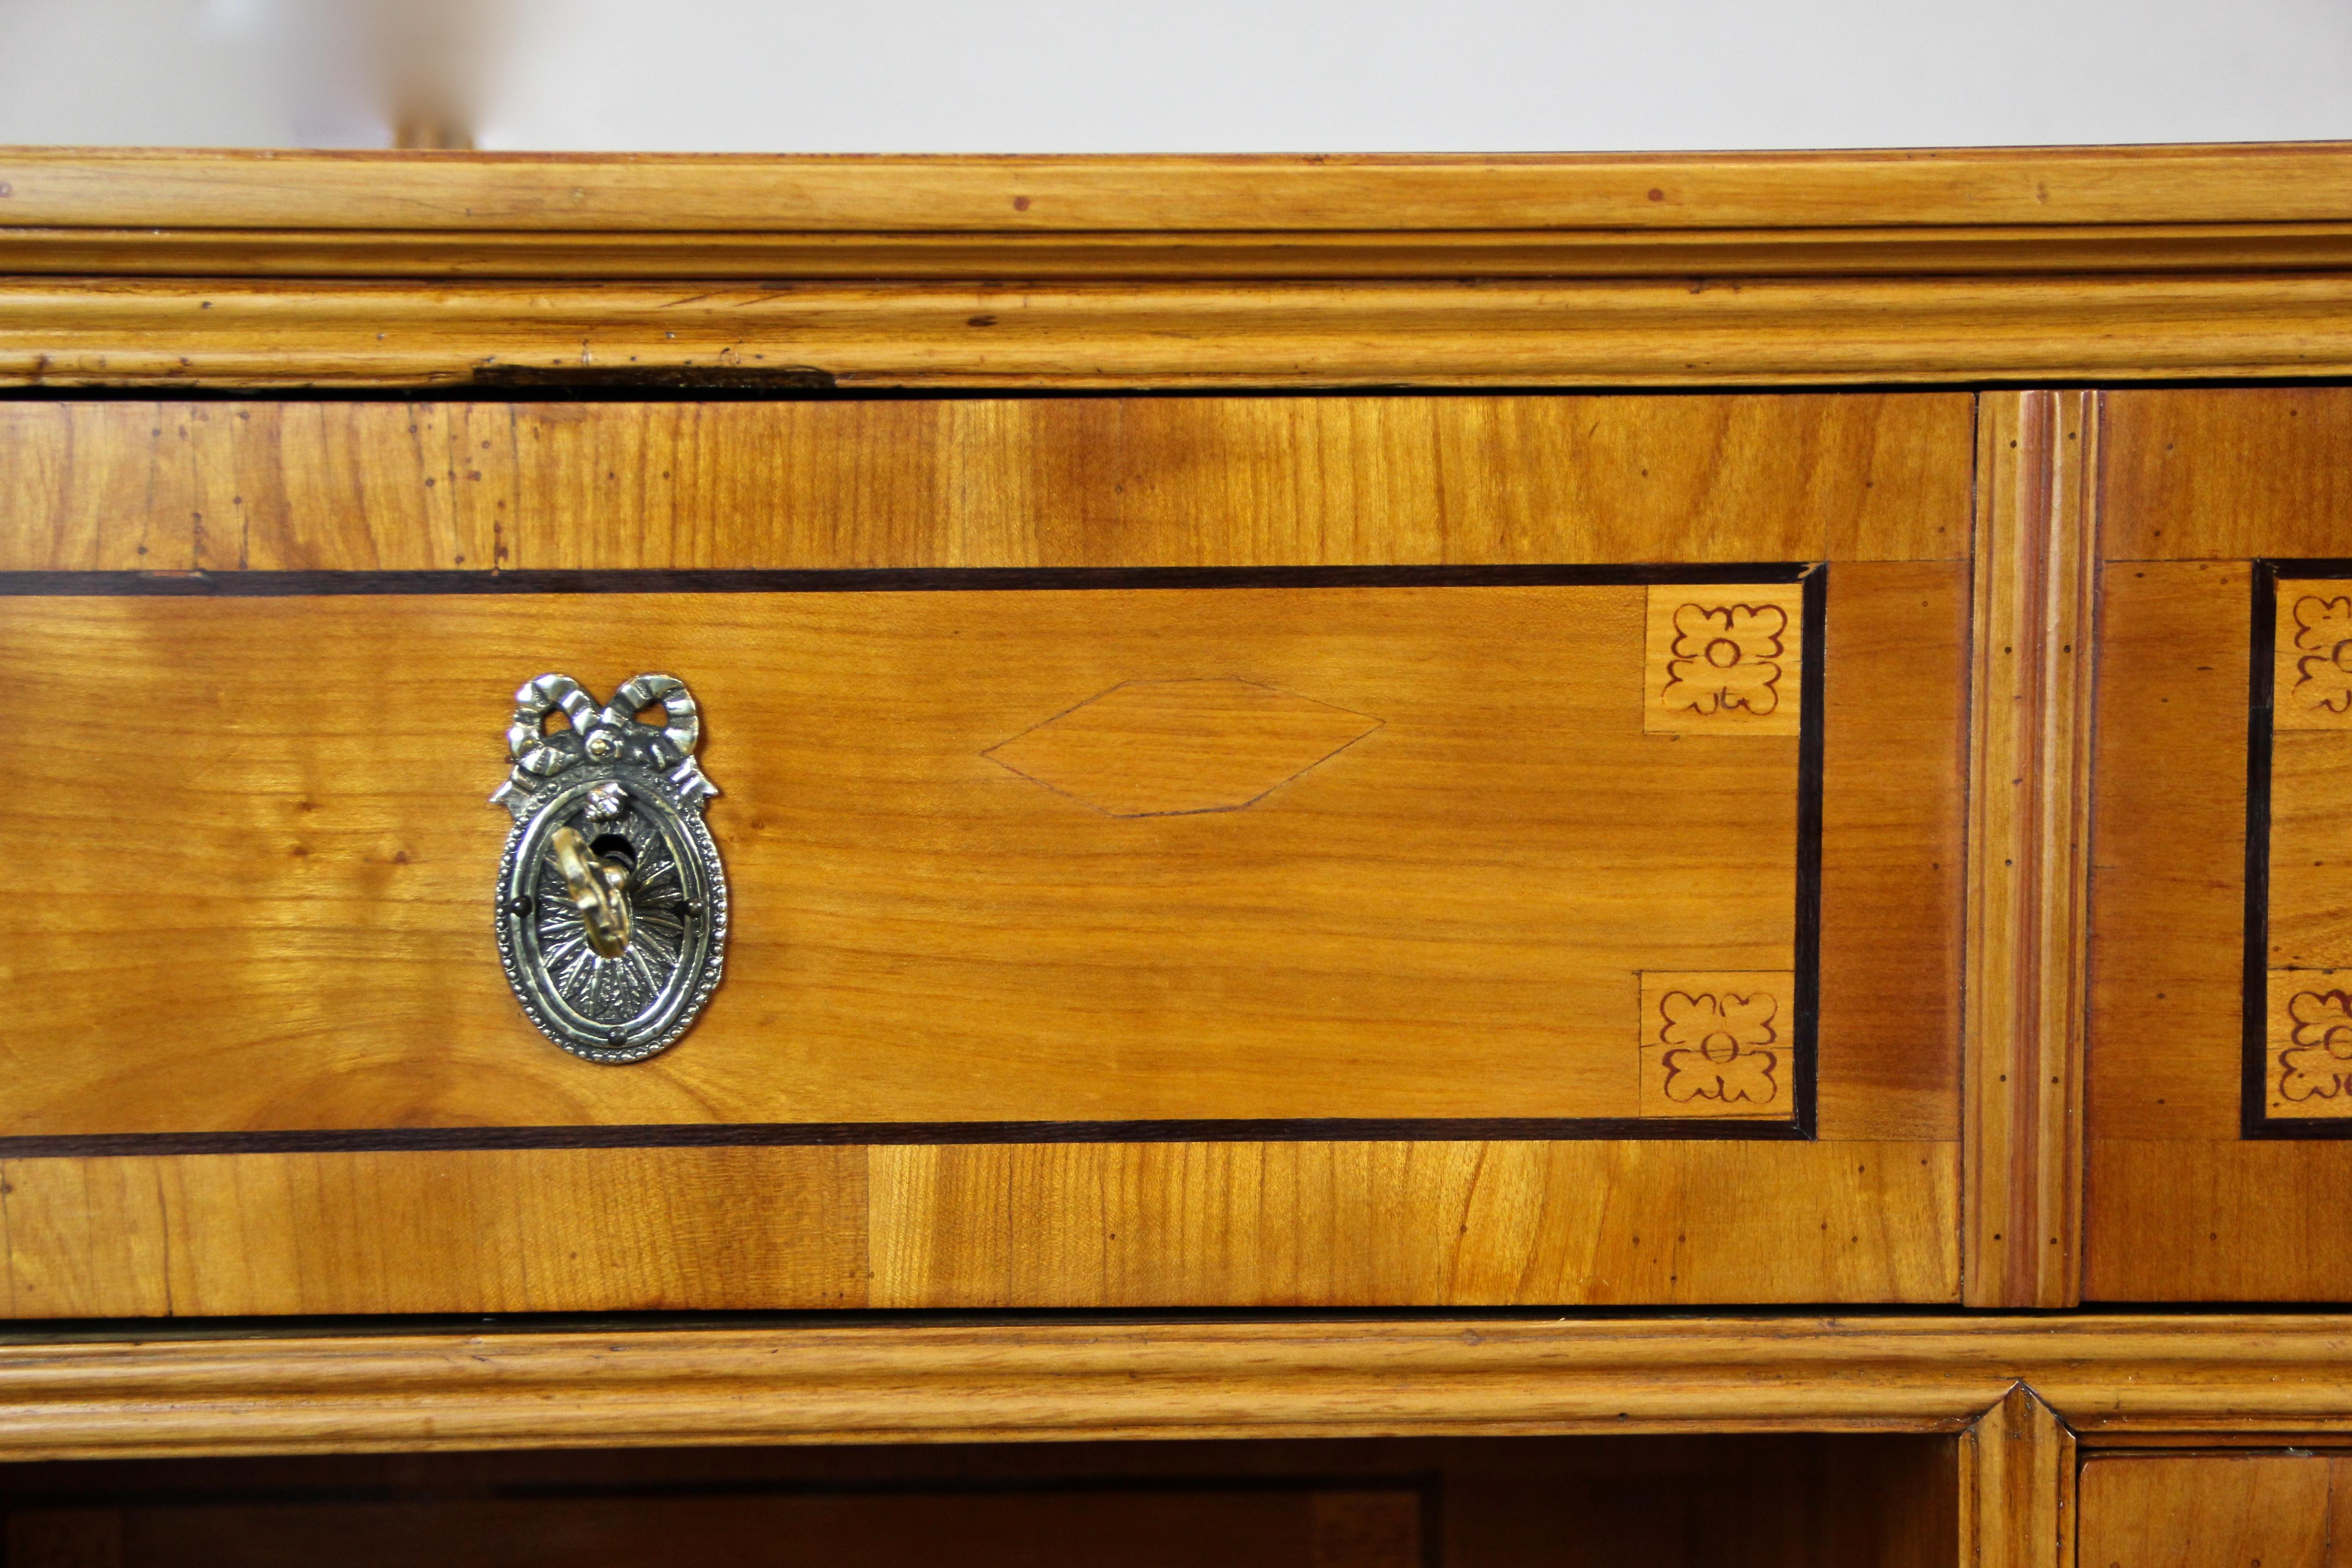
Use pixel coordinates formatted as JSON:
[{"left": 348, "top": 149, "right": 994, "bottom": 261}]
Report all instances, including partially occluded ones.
[
  {"left": 7, "top": 584, "right": 1809, "bottom": 1133},
  {"left": 14, "top": 146, "right": 2352, "bottom": 388},
  {"left": 1961, "top": 1387, "right": 2073, "bottom": 1568},
  {"left": 10, "top": 145, "right": 2352, "bottom": 233},
  {"left": 18, "top": 224, "right": 2352, "bottom": 283},
  {"left": 10, "top": 146, "right": 2352, "bottom": 388},
  {"left": 7, "top": 1314, "right": 2352, "bottom": 1461},
  {"left": 2102, "top": 389, "right": 2352, "bottom": 561},
  {"left": 0, "top": 1140, "right": 1955, "bottom": 1316},
  {"left": 8, "top": 146, "right": 2352, "bottom": 298},
  {"left": 2079, "top": 1454, "right": 2335, "bottom": 1568},
  {"left": 13, "top": 274, "right": 2352, "bottom": 389},
  {"left": 2085, "top": 389, "right": 2352, "bottom": 1299},
  {"left": 0, "top": 570, "right": 1968, "bottom": 1138},
  {"left": 0, "top": 395, "right": 1967, "bottom": 573},
  {"left": 8, "top": 148, "right": 2352, "bottom": 1568},
  {"left": 1962, "top": 392, "right": 2096, "bottom": 1308},
  {"left": 0, "top": 389, "right": 1966, "bottom": 1315}
]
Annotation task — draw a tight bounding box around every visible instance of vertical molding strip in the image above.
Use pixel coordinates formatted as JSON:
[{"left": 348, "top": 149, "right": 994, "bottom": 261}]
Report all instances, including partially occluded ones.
[
  {"left": 1960, "top": 1384, "right": 2077, "bottom": 1568},
  {"left": 1963, "top": 391, "right": 2099, "bottom": 1308}
]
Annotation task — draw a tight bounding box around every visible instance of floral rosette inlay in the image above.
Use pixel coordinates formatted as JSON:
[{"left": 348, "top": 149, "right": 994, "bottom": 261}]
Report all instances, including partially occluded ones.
[
  {"left": 1655, "top": 987, "right": 1782, "bottom": 1106},
  {"left": 1660, "top": 602, "right": 1789, "bottom": 718},
  {"left": 2280, "top": 986, "right": 2352, "bottom": 1103},
  {"left": 2289, "top": 593, "right": 2352, "bottom": 718}
]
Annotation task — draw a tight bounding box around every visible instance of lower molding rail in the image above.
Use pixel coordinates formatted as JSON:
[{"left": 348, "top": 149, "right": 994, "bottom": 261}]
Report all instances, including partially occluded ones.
[{"left": 0, "top": 1313, "right": 2344, "bottom": 1461}]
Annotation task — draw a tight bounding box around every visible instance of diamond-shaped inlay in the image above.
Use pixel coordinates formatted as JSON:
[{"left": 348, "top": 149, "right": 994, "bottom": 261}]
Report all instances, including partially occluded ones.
[{"left": 983, "top": 678, "right": 1382, "bottom": 817}]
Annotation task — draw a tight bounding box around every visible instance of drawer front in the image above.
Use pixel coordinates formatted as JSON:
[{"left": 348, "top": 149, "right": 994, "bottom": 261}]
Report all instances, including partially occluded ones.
[
  {"left": 2080, "top": 1455, "right": 2340, "bottom": 1568},
  {"left": 2088, "top": 388, "right": 2352, "bottom": 1299},
  {"left": 0, "top": 393, "right": 1969, "bottom": 1313}
]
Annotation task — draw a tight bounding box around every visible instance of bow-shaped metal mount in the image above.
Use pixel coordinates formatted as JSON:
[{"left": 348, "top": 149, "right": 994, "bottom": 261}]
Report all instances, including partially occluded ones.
[{"left": 490, "top": 673, "right": 719, "bottom": 822}]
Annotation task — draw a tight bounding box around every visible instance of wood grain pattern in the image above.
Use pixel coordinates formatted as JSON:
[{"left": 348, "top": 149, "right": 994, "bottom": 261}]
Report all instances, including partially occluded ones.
[
  {"left": 2082, "top": 559, "right": 2282, "bottom": 1299},
  {"left": 2082, "top": 390, "right": 2352, "bottom": 1295},
  {"left": 1818, "top": 561, "right": 1967, "bottom": 1141},
  {"left": 863, "top": 1140, "right": 1954, "bottom": 1307},
  {"left": 0, "top": 1147, "right": 869, "bottom": 1316},
  {"left": 2269, "top": 727, "right": 2352, "bottom": 971},
  {"left": 0, "top": 1139, "right": 1953, "bottom": 1316},
  {"left": 5, "top": 584, "right": 1812, "bottom": 1134},
  {"left": 0, "top": 391, "right": 1967, "bottom": 1313},
  {"left": 19, "top": 223, "right": 2352, "bottom": 283},
  {"left": 5, "top": 1488, "right": 1423, "bottom": 1568},
  {"left": 12, "top": 152, "right": 2352, "bottom": 387},
  {"left": 0, "top": 397, "right": 1969, "bottom": 573},
  {"left": 1962, "top": 392, "right": 2095, "bottom": 1309},
  {"left": 2085, "top": 562, "right": 2251, "bottom": 1145},
  {"left": 15, "top": 275, "right": 2352, "bottom": 389},
  {"left": 10, "top": 146, "right": 2352, "bottom": 233},
  {"left": 15, "top": 1313, "right": 2352, "bottom": 1461},
  {"left": 2331, "top": 1460, "right": 2352, "bottom": 1567},
  {"left": 2104, "top": 388, "right": 2352, "bottom": 560},
  {"left": 2080, "top": 1139, "right": 2352, "bottom": 1299},
  {"left": 0, "top": 1316, "right": 2013, "bottom": 1459},
  {"left": 1959, "top": 1387, "right": 2073, "bottom": 1568},
  {"left": 2079, "top": 1455, "right": 2329, "bottom": 1568}
]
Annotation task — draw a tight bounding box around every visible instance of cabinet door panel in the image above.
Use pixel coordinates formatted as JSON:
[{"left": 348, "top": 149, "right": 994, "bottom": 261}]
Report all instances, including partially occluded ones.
[{"left": 2089, "top": 389, "right": 2352, "bottom": 1299}]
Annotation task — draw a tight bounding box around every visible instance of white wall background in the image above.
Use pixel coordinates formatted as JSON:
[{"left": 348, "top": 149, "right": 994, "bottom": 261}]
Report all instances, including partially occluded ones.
[{"left": 3, "top": 0, "right": 2350, "bottom": 152}]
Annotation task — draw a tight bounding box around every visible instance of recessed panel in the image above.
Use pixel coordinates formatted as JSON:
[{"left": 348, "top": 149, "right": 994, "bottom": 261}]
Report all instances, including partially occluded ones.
[{"left": 4, "top": 568, "right": 1822, "bottom": 1143}]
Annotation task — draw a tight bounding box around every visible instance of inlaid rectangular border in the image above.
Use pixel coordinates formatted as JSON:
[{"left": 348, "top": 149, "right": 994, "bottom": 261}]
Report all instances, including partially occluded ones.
[
  {"left": 2243, "top": 558, "right": 2352, "bottom": 1139},
  {"left": 0, "top": 561, "right": 1824, "bottom": 1156}
]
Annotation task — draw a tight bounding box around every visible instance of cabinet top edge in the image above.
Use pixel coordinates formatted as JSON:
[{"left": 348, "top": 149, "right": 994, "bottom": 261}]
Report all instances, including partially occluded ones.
[{"left": 6, "top": 142, "right": 2352, "bottom": 240}]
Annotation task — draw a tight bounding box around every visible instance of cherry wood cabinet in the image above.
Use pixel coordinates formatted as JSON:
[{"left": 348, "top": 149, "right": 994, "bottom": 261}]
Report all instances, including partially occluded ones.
[{"left": 11, "top": 143, "right": 2352, "bottom": 1568}]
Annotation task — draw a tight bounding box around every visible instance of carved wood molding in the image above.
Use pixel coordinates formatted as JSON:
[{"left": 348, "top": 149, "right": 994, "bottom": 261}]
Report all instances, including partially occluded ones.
[
  {"left": 6, "top": 275, "right": 2352, "bottom": 391},
  {"left": 4, "top": 1315, "right": 2351, "bottom": 1462},
  {"left": 1963, "top": 392, "right": 2099, "bottom": 1307},
  {"left": 1960, "top": 1387, "right": 2075, "bottom": 1568},
  {"left": 12, "top": 224, "right": 2352, "bottom": 281},
  {"left": 3, "top": 147, "right": 2352, "bottom": 386}
]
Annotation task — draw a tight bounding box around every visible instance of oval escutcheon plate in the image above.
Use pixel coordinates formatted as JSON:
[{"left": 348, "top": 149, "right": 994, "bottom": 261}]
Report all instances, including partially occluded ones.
[{"left": 490, "top": 673, "right": 729, "bottom": 1064}]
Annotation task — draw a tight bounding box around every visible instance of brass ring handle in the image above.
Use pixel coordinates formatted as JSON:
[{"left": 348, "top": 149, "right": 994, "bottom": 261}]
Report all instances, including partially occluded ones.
[{"left": 549, "top": 825, "right": 635, "bottom": 959}]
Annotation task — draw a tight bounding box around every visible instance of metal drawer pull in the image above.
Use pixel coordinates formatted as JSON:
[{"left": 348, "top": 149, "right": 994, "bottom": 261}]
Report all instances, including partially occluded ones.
[{"left": 489, "top": 673, "right": 729, "bottom": 1064}]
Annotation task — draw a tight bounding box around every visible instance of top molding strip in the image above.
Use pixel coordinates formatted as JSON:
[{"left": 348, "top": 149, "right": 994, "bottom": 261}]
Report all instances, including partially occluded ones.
[
  {"left": 11, "top": 144, "right": 2352, "bottom": 385},
  {"left": 6, "top": 143, "right": 2352, "bottom": 234}
]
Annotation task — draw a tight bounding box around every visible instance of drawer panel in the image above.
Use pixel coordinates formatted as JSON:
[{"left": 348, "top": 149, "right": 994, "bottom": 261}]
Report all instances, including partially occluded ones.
[
  {"left": 0, "top": 392, "right": 1968, "bottom": 1312},
  {"left": 12, "top": 573, "right": 1838, "bottom": 1136}
]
